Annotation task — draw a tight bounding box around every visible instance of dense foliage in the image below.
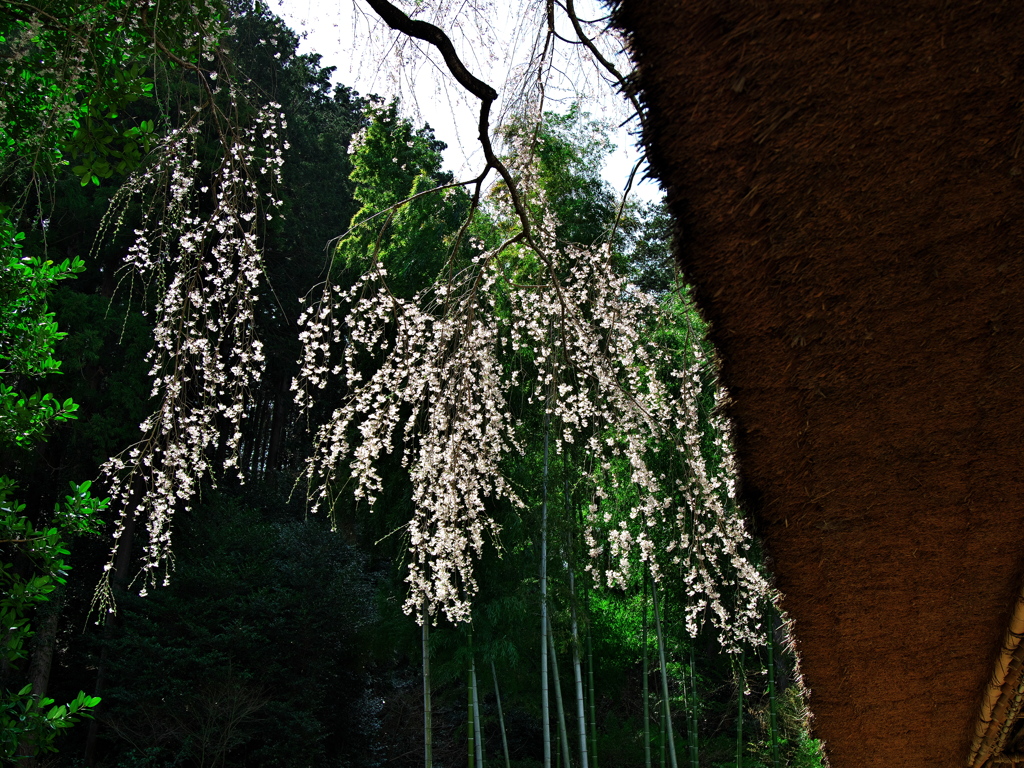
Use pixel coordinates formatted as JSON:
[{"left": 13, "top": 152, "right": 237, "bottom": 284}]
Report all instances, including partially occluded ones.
[
  {"left": 0, "top": 170, "right": 98, "bottom": 767},
  {"left": 102, "top": 491, "right": 378, "bottom": 768}
]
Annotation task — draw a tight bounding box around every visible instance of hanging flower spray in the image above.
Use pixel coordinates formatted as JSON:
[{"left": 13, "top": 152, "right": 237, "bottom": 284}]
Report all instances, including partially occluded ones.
[
  {"left": 86, "top": 0, "right": 766, "bottom": 647},
  {"left": 293, "top": 186, "right": 766, "bottom": 646},
  {"left": 94, "top": 99, "right": 286, "bottom": 609}
]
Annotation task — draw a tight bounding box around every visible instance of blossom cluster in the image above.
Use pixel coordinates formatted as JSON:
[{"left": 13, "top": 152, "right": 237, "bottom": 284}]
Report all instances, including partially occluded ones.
[
  {"left": 295, "top": 256, "right": 523, "bottom": 624},
  {"left": 95, "top": 102, "right": 286, "bottom": 608},
  {"left": 294, "top": 205, "right": 766, "bottom": 646},
  {"left": 510, "top": 218, "right": 766, "bottom": 649}
]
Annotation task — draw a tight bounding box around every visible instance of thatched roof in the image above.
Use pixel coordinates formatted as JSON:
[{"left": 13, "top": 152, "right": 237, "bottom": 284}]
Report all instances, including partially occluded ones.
[{"left": 614, "top": 2, "right": 1024, "bottom": 766}]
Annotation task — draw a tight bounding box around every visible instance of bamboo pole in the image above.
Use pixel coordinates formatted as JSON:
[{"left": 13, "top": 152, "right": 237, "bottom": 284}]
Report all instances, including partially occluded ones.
[
  {"left": 541, "top": 415, "right": 551, "bottom": 768},
  {"left": 472, "top": 653, "right": 484, "bottom": 768},
  {"left": 652, "top": 583, "right": 679, "bottom": 768},
  {"left": 568, "top": 565, "right": 590, "bottom": 768},
  {"left": 549, "top": 613, "right": 573, "bottom": 768},
  {"left": 491, "top": 659, "right": 511, "bottom": 768},
  {"left": 643, "top": 575, "right": 652, "bottom": 768},
  {"left": 587, "top": 623, "right": 598, "bottom": 768},
  {"left": 565, "top": 454, "right": 590, "bottom": 768},
  {"left": 660, "top": 696, "right": 667, "bottom": 768},
  {"left": 687, "top": 643, "right": 698, "bottom": 768},
  {"left": 736, "top": 649, "right": 745, "bottom": 768},
  {"left": 767, "top": 605, "right": 780, "bottom": 768},
  {"left": 578, "top": 466, "right": 599, "bottom": 768},
  {"left": 468, "top": 655, "right": 476, "bottom": 768},
  {"left": 423, "top": 609, "right": 433, "bottom": 768}
]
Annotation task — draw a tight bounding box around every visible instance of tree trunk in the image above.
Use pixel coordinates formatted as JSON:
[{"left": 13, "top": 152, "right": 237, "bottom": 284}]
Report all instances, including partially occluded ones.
[
  {"left": 240, "top": 394, "right": 260, "bottom": 478},
  {"left": 17, "top": 585, "right": 65, "bottom": 768},
  {"left": 27, "top": 583, "right": 63, "bottom": 699},
  {"left": 253, "top": 391, "right": 272, "bottom": 479}
]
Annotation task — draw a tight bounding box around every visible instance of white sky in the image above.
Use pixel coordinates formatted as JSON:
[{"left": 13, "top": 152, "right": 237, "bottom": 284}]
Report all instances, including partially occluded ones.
[{"left": 269, "top": 0, "right": 662, "bottom": 204}]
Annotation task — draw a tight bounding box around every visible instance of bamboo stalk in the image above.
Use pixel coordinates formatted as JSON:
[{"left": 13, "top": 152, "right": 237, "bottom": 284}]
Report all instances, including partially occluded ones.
[
  {"left": 736, "top": 649, "right": 745, "bottom": 768},
  {"left": 472, "top": 653, "right": 484, "bottom": 768},
  {"left": 541, "top": 415, "right": 551, "bottom": 768},
  {"left": 568, "top": 565, "right": 590, "bottom": 768},
  {"left": 423, "top": 610, "right": 433, "bottom": 768},
  {"left": 468, "top": 654, "right": 476, "bottom": 768},
  {"left": 575, "top": 462, "right": 600, "bottom": 768},
  {"left": 652, "top": 582, "right": 679, "bottom": 768},
  {"left": 587, "top": 622, "right": 598, "bottom": 768},
  {"left": 660, "top": 695, "right": 667, "bottom": 768},
  {"left": 491, "top": 659, "right": 511, "bottom": 768},
  {"left": 687, "top": 643, "right": 698, "bottom": 768},
  {"left": 565, "top": 454, "right": 590, "bottom": 768},
  {"left": 643, "top": 575, "right": 652, "bottom": 768},
  {"left": 579, "top": 486, "right": 599, "bottom": 768},
  {"left": 767, "top": 605, "right": 780, "bottom": 768},
  {"left": 549, "top": 613, "right": 573, "bottom": 768}
]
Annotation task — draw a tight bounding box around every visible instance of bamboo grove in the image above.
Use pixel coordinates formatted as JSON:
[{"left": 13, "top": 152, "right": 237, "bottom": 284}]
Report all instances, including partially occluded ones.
[{"left": 0, "top": 1, "right": 824, "bottom": 766}]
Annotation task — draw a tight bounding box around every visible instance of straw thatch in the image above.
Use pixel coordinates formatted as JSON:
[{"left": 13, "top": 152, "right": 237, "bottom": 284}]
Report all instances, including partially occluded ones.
[{"left": 614, "top": 2, "right": 1024, "bottom": 766}]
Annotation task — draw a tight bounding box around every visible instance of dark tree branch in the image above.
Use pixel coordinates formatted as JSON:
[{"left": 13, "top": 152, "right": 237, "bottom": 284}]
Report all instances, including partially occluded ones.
[
  {"left": 362, "top": 0, "right": 497, "bottom": 102},
  {"left": 562, "top": 0, "right": 646, "bottom": 132},
  {"left": 552, "top": 30, "right": 585, "bottom": 46},
  {"left": 362, "top": 0, "right": 535, "bottom": 244},
  {"left": 553, "top": 0, "right": 611, "bottom": 25},
  {"left": 609, "top": 157, "right": 644, "bottom": 245}
]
